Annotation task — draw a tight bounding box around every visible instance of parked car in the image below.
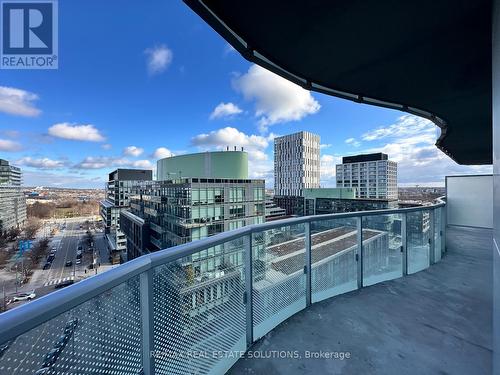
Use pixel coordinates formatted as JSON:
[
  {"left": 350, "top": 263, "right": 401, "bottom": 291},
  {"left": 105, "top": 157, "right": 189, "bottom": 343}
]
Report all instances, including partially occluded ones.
[
  {"left": 43, "top": 262, "right": 51, "bottom": 270},
  {"left": 64, "top": 318, "right": 79, "bottom": 333},
  {"left": 65, "top": 261, "right": 72, "bottom": 267},
  {"left": 54, "top": 334, "right": 69, "bottom": 350},
  {"left": 76, "top": 253, "right": 82, "bottom": 259},
  {"left": 77, "top": 245, "right": 83, "bottom": 251},
  {"left": 51, "top": 247, "right": 57, "bottom": 252},
  {"left": 34, "top": 368, "right": 52, "bottom": 375},
  {"left": 55, "top": 280, "right": 74, "bottom": 289},
  {"left": 47, "top": 254, "right": 55, "bottom": 262},
  {"left": 42, "top": 348, "right": 60, "bottom": 367},
  {"left": 76, "top": 259, "right": 82, "bottom": 265},
  {"left": 12, "top": 291, "right": 36, "bottom": 301},
  {"left": 0, "top": 340, "right": 12, "bottom": 358}
]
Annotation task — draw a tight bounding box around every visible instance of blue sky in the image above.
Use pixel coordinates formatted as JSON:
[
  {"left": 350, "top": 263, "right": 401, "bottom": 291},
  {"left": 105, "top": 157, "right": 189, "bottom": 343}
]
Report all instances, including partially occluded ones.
[{"left": 0, "top": 1, "right": 491, "bottom": 188}]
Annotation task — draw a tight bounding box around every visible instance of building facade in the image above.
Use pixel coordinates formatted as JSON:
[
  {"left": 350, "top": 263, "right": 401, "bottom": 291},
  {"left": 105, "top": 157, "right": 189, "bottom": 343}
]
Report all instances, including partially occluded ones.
[
  {"left": 121, "top": 151, "right": 265, "bottom": 266},
  {"left": 0, "top": 159, "right": 26, "bottom": 233},
  {"left": 274, "top": 131, "right": 320, "bottom": 197},
  {"left": 336, "top": 153, "right": 398, "bottom": 200},
  {"left": 100, "top": 168, "right": 152, "bottom": 263}
]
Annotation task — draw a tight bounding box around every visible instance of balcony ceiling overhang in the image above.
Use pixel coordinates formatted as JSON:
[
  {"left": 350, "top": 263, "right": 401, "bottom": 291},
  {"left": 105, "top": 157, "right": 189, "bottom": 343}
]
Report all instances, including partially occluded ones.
[{"left": 184, "top": 0, "right": 492, "bottom": 165}]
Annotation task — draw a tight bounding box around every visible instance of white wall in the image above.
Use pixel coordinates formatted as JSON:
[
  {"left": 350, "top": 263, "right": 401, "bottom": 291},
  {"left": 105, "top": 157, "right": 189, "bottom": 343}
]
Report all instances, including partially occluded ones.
[{"left": 446, "top": 175, "right": 493, "bottom": 228}]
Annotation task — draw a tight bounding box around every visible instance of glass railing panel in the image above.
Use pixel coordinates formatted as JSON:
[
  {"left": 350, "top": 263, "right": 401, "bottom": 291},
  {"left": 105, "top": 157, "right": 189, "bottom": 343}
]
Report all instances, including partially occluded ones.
[
  {"left": 310, "top": 218, "right": 358, "bottom": 303},
  {"left": 362, "top": 214, "right": 403, "bottom": 286},
  {"left": 434, "top": 208, "right": 442, "bottom": 262},
  {"left": 441, "top": 206, "right": 446, "bottom": 253},
  {"left": 152, "top": 238, "right": 246, "bottom": 375},
  {"left": 252, "top": 223, "right": 306, "bottom": 340},
  {"left": 0, "top": 276, "right": 143, "bottom": 374},
  {"left": 407, "top": 210, "right": 431, "bottom": 274}
]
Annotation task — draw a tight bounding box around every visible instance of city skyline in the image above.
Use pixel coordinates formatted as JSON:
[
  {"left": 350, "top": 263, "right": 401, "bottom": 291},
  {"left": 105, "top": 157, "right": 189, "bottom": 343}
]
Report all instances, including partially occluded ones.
[{"left": 0, "top": 1, "right": 491, "bottom": 189}]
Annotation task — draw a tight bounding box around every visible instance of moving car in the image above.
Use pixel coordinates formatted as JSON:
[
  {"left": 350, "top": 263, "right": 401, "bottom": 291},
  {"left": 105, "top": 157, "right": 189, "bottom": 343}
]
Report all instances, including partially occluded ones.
[
  {"left": 12, "top": 291, "right": 36, "bottom": 301},
  {"left": 65, "top": 261, "right": 73, "bottom": 267},
  {"left": 55, "top": 280, "right": 74, "bottom": 289}
]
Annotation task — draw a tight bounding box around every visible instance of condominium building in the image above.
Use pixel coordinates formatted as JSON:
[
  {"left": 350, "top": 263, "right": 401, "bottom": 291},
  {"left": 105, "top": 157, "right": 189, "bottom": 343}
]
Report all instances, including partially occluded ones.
[
  {"left": 336, "top": 153, "right": 398, "bottom": 200},
  {"left": 274, "top": 131, "right": 320, "bottom": 197},
  {"left": 121, "top": 151, "right": 265, "bottom": 265},
  {"left": 0, "top": 159, "right": 26, "bottom": 233},
  {"left": 100, "top": 168, "right": 152, "bottom": 263}
]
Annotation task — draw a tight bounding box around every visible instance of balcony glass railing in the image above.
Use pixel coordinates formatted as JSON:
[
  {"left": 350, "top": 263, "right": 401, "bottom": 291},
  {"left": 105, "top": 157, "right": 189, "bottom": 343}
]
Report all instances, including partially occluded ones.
[{"left": 0, "top": 201, "right": 445, "bottom": 375}]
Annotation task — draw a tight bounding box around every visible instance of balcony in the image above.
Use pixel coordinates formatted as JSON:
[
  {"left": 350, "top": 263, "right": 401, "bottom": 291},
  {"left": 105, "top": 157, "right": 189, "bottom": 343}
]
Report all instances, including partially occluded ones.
[
  {"left": 3, "top": 195, "right": 486, "bottom": 375},
  {"left": 229, "top": 225, "right": 492, "bottom": 375}
]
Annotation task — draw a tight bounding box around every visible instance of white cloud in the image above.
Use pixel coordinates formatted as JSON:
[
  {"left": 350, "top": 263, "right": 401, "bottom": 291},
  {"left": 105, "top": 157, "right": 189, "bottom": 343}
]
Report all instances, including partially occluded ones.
[
  {"left": 192, "top": 126, "right": 271, "bottom": 153},
  {"left": 362, "top": 115, "right": 436, "bottom": 141},
  {"left": 320, "top": 154, "right": 342, "bottom": 185},
  {"left": 345, "top": 138, "right": 361, "bottom": 147},
  {"left": 74, "top": 156, "right": 129, "bottom": 170},
  {"left": 209, "top": 102, "right": 243, "bottom": 120},
  {"left": 16, "top": 157, "right": 66, "bottom": 169},
  {"left": 132, "top": 159, "right": 153, "bottom": 169},
  {"left": 191, "top": 126, "right": 275, "bottom": 179},
  {"left": 233, "top": 65, "right": 320, "bottom": 132},
  {"left": 123, "top": 146, "right": 144, "bottom": 157},
  {"left": 145, "top": 45, "right": 173, "bottom": 75},
  {"left": 223, "top": 43, "right": 236, "bottom": 55},
  {"left": 74, "top": 156, "right": 153, "bottom": 170},
  {"left": 23, "top": 171, "right": 104, "bottom": 189},
  {"left": 320, "top": 144, "right": 332, "bottom": 149},
  {"left": 357, "top": 114, "right": 492, "bottom": 185},
  {"left": 48, "top": 123, "right": 105, "bottom": 142},
  {"left": 0, "top": 138, "right": 22, "bottom": 152},
  {"left": 152, "top": 147, "right": 174, "bottom": 159},
  {"left": 101, "top": 143, "right": 112, "bottom": 150},
  {"left": 0, "top": 86, "right": 41, "bottom": 117}
]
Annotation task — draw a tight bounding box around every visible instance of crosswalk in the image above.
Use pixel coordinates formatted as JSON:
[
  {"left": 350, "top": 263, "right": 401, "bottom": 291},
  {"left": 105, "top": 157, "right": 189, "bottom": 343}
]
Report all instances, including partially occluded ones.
[{"left": 44, "top": 276, "right": 74, "bottom": 287}]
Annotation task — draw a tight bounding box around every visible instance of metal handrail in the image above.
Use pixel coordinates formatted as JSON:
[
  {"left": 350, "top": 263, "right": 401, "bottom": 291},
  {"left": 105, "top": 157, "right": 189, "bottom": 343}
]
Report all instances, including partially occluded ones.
[{"left": 0, "top": 201, "right": 445, "bottom": 346}]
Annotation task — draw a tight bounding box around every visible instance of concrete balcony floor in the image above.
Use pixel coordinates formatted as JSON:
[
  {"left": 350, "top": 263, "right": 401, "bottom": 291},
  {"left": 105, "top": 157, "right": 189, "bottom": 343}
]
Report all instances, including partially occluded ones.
[{"left": 229, "top": 226, "right": 492, "bottom": 375}]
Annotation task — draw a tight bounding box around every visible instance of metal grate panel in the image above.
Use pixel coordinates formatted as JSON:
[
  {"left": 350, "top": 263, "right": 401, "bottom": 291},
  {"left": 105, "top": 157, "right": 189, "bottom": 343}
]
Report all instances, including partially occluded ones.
[
  {"left": 407, "top": 210, "right": 431, "bottom": 274},
  {"left": 152, "top": 239, "right": 246, "bottom": 375},
  {"left": 310, "top": 218, "right": 358, "bottom": 303},
  {"left": 362, "top": 214, "right": 403, "bottom": 286},
  {"left": 434, "top": 208, "right": 442, "bottom": 262},
  {"left": 252, "top": 224, "right": 306, "bottom": 340},
  {"left": 0, "top": 276, "right": 142, "bottom": 375}
]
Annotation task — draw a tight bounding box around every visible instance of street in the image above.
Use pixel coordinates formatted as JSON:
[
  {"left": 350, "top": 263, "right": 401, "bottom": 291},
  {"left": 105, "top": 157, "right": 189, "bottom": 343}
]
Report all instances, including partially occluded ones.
[{"left": 5, "top": 218, "right": 111, "bottom": 310}]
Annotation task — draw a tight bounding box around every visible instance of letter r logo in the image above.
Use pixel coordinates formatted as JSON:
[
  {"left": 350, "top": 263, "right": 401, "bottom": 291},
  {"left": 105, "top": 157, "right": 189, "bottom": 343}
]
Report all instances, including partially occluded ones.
[{"left": 2, "top": 2, "right": 53, "bottom": 54}]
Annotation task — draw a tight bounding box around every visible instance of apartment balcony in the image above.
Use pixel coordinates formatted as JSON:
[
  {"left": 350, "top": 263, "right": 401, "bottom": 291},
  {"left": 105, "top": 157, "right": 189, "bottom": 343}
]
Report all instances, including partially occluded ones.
[{"left": 0, "top": 174, "right": 493, "bottom": 375}]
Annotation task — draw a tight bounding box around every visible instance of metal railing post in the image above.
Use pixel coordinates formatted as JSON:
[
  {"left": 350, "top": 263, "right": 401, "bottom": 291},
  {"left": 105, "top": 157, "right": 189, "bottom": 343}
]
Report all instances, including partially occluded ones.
[
  {"left": 429, "top": 210, "right": 435, "bottom": 265},
  {"left": 140, "top": 269, "right": 154, "bottom": 375},
  {"left": 244, "top": 232, "right": 253, "bottom": 347},
  {"left": 356, "top": 216, "right": 363, "bottom": 289},
  {"left": 402, "top": 212, "right": 408, "bottom": 276},
  {"left": 305, "top": 221, "right": 312, "bottom": 307}
]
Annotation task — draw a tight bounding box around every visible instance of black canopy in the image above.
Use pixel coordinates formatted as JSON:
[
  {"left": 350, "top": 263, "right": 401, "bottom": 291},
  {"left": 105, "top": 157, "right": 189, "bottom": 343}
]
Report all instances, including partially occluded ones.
[{"left": 184, "top": 0, "right": 492, "bottom": 165}]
